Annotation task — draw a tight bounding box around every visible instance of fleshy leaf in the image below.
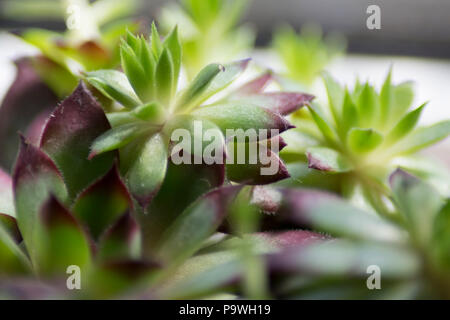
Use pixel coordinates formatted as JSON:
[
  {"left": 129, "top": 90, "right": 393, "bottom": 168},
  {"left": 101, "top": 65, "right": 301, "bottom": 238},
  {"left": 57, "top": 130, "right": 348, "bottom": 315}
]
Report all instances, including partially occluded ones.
[
  {"left": 164, "top": 115, "right": 226, "bottom": 163},
  {"left": 120, "top": 133, "right": 168, "bottom": 208},
  {"left": 163, "top": 26, "right": 182, "bottom": 91},
  {"left": 142, "top": 160, "right": 225, "bottom": 253},
  {"left": 13, "top": 136, "right": 68, "bottom": 265},
  {"left": 177, "top": 63, "right": 224, "bottom": 110},
  {"left": 386, "top": 103, "right": 426, "bottom": 144},
  {"left": 306, "top": 147, "right": 353, "bottom": 172},
  {"left": 432, "top": 200, "right": 450, "bottom": 268},
  {"left": 268, "top": 240, "right": 419, "bottom": 278},
  {"left": 120, "top": 41, "right": 149, "bottom": 102},
  {"left": 196, "top": 59, "right": 251, "bottom": 105},
  {"left": 155, "top": 47, "right": 174, "bottom": 105},
  {"left": 322, "top": 72, "right": 344, "bottom": 124},
  {"left": 279, "top": 189, "right": 404, "bottom": 242},
  {"left": 39, "top": 196, "right": 91, "bottom": 276},
  {"left": 347, "top": 128, "right": 383, "bottom": 153},
  {"left": 390, "top": 81, "right": 414, "bottom": 125},
  {"left": 233, "top": 71, "right": 273, "bottom": 96},
  {"left": 89, "top": 123, "right": 150, "bottom": 159},
  {"left": 85, "top": 70, "right": 141, "bottom": 108},
  {"left": 40, "top": 82, "right": 115, "bottom": 200},
  {"left": 97, "top": 212, "right": 140, "bottom": 262},
  {"left": 390, "top": 120, "right": 450, "bottom": 155},
  {"left": 357, "top": 82, "right": 378, "bottom": 127},
  {"left": 228, "top": 92, "right": 314, "bottom": 116},
  {"left": 0, "top": 168, "right": 15, "bottom": 217},
  {"left": 390, "top": 169, "right": 443, "bottom": 245},
  {"left": 0, "top": 222, "right": 30, "bottom": 275},
  {"left": 72, "top": 165, "right": 132, "bottom": 240},
  {"left": 226, "top": 141, "right": 290, "bottom": 185},
  {"left": 307, "top": 104, "right": 338, "bottom": 143},
  {"left": 156, "top": 186, "right": 242, "bottom": 264},
  {"left": 193, "top": 102, "right": 293, "bottom": 137}
]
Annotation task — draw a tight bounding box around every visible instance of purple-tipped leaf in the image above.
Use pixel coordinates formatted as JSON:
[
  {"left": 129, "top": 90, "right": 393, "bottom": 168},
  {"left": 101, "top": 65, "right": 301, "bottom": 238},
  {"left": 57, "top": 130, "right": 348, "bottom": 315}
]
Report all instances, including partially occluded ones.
[
  {"left": 40, "top": 82, "right": 115, "bottom": 200},
  {"left": 233, "top": 71, "right": 273, "bottom": 96}
]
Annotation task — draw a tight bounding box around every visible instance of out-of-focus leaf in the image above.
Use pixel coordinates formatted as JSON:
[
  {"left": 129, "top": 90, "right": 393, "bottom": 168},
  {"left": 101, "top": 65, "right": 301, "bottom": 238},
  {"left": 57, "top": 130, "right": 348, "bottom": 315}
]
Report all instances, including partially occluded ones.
[
  {"left": 193, "top": 102, "right": 293, "bottom": 136},
  {"left": 268, "top": 240, "right": 419, "bottom": 278},
  {"left": 0, "top": 223, "right": 30, "bottom": 275},
  {"left": 120, "top": 133, "right": 168, "bottom": 209},
  {"left": 13, "top": 137, "right": 67, "bottom": 265},
  {"left": 432, "top": 200, "right": 450, "bottom": 268},
  {"left": 279, "top": 188, "right": 404, "bottom": 242},
  {"left": 143, "top": 160, "right": 225, "bottom": 253},
  {"left": 306, "top": 147, "right": 353, "bottom": 172},
  {"left": 389, "top": 121, "right": 450, "bottom": 155},
  {"left": 341, "top": 89, "right": 358, "bottom": 132},
  {"left": 72, "top": 165, "right": 132, "bottom": 240},
  {"left": 157, "top": 186, "right": 242, "bottom": 264},
  {"left": 0, "top": 169, "right": 15, "bottom": 217},
  {"left": 0, "top": 214, "right": 22, "bottom": 243},
  {"left": 151, "top": 21, "right": 163, "bottom": 59},
  {"left": 390, "top": 169, "right": 443, "bottom": 245},
  {"left": 0, "top": 58, "right": 58, "bottom": 169},
  {"left": 379, "top": 68, "right": 392, "bottom": 126},
  {"left": 322, "top": 72, "right": 344, "bottom": 124},
  {"left": 386, "top": 103, "right": 426, "bottom": 144},
  {"left": 307, "top": 105, "right": 338, "bottom": 144},
  {"left": 85, "top": 70, "right": 141, "bottom": 108},
  {"left": 232, "top": 72, "right": 273, "bottom": 96},
  {"left": 357, "top": 83, "right": 378, "bottom": 127},
  {"left": 40, "top": 82, "right": 115, "bottom": 200},
  {"left": 97, "top": 212, "right": 140, "bottom": 262},
  {"left": 347, "top": 128, "right": 383, "bottom": 153},
  {"left": 390, "top": 81, "right": 414, "bottom": 125},
  {"left": 39, "top": 196, "right": 91, "bottom": 276}
]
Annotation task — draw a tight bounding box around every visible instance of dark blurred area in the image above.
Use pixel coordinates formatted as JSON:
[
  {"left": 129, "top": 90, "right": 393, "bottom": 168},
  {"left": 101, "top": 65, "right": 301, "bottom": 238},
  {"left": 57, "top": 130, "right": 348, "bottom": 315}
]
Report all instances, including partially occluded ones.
[{"left": 1, "top": 0, "right": 450, "bottom": 58}]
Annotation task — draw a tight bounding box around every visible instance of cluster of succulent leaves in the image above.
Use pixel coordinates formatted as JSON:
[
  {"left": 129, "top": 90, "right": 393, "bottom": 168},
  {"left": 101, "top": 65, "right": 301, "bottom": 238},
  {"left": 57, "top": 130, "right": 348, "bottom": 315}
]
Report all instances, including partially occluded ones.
[
  {"left": 281, "top": 71, "right": 450, "bottom": 215},
  {"left": 0, "top": 0, "right": 450, "bottom": 300},
  {"left": 160, "top": 0, "right": 254, "bottom": 80},
  {"left": 273, "top": 25, "right": 346, "bottom": 89}
]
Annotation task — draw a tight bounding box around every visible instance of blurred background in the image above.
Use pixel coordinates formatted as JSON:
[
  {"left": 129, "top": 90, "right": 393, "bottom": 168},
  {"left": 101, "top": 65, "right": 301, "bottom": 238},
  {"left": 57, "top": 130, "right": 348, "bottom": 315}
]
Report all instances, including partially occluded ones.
[{"left": 0, "top": 0, "right": 449, "bottom": 133}]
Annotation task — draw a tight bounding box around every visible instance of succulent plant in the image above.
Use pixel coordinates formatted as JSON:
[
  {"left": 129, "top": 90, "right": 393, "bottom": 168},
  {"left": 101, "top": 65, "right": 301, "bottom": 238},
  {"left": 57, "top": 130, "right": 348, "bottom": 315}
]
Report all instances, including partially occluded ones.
[
  {"left": 273, "top": 25, "right": 346, "bottom": 89},
  {"left": 281, "top": 71, "right": 450, "bottom": 215},
  {"left": 0, "top": 81, "right": 287, "bottom": 299},
  {"left": 159, "top": 0, "right": 254, "bottom": 80},
  {"left": 252, "top": 170, "right": 450, "bottom": 299}
]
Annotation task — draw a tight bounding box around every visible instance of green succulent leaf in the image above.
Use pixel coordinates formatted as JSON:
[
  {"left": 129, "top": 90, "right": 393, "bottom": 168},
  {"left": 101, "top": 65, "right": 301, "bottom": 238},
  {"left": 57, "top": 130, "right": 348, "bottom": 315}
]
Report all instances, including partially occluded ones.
[
  {"left": 193, "top": 102, "right": 293, "bottom": 137},
  {"left": 151, "top": 21, "right": 163, "bottom": 59},
  {"left": 0, "top": 214, "right": 22, "bottom": 243},
  {"left": 197, "top": 59, "right": 250, "bottom": 104},
  {"left": 306, "top": 147, "right": 353, "bottom": 172},
  {"left": 357, "top": 82, "right": 378, "bottom": 127},
  {"left": 386, "top": 103, "right": 426, "bottom": 144},
  {"left": 269, "top": 240, "right": 419, "bottom": 278},
  {"left": 279, "top": 189, "right": 404, "bottom": 242},
  {"left": 390, "top": 81, "right": 414, "bottom": 125},
  {"left": 120, "top": 41, "right": 149, "bottom": 102},
  {"left": 72, "top": 166, "right": 132, "bottom": 240},
  {"left": 390, "top": 169, "right": 443, "bottom": 245},
  {"left": 120, "top": 133, "right": 168, "bottom": 208},
  {"left": 0, "top": 222, "right": 30, "bottom": 275},
  {"left": 85, "top": 70, "right": 141, "bottom": 108},
  {"left": 322, "top": 72, "right": 344, "bottom": 124},
  {"left": 307, "top": 104, "right": 338, "bottom": 144},
  {"left": 155, "top": 47, "right": 174, "bottom": 105},
  {"left": 40, "top": 82, "right": 115, "bottom": 200},
  {"left": 13, "top": 137, "right": 68, "bottom": 266},
  {"left": 89, "top": 123, "right": 150, "bottom": 159},
  {"left": 341, "top": 89, "right": 358, "bottom": 132},
  {"left": 163, "top": 26, "right": 182, "bottom": 91},
  {"left": 432, "top": 199, "right": 450, "bottom": 268},
  {"left": 389, "top": 120, "right": 450, "bottom": 155},
  {"left": 347, "top": 128, "right": 383, "bottom": 153},
  {"left": 97, "top": 212, "right": 140, "bottom": 262},
  {"left": 156, "top": 185, "right": 242, "bottom": 264},
  {"left": 39, "top": 196, "right": 91, "bottom": 276},
  {"left": 177, "top": 63, "right": 224, "bottom": 111}
]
